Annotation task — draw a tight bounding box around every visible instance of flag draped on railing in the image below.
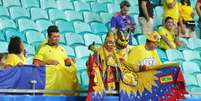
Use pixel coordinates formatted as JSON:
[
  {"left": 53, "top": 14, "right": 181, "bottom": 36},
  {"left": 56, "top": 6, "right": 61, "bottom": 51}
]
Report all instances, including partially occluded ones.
[
  {"left": 0, "top": 65, "right": 46, "bottom": 90},
  {"left": 87, "top": 53, "right": 188, "bottom": 101},
  {"left": 0, "top": 64, "right": 79, "bottom": 95},
  {"left": 119, "top": 64, "right": 188, "bottom": 101}
]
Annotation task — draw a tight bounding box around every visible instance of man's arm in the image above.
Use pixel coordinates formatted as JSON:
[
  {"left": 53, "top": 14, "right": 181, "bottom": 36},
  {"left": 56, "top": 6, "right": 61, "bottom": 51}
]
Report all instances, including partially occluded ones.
[
  {"left": 196, "top": 0, "right": 201, "bottom": 18},
  {"left": 140, "top": 0, "right": 150, "bottom": 22},
  {"left": 161, "top": 35, "right": 175, "bottom": 49}
]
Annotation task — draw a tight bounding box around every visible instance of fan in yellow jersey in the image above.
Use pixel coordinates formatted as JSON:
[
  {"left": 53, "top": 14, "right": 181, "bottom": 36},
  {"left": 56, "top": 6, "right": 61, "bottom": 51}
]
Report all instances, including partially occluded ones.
[
  {"left": 127, "top": 31, "right": 161, "bottom": 71},
  {"left": 4, "top": 36, "right": 27, "bottom": 68},
  {"left": 179, "top": 0, "right": 195, "bottom": 38},
  {"left": 158, "top": 17, "right": 183, "bottom": 50},
  {"left": 119, "top": 32, "right": 162, "bottom": 96},
  {"left": 163, "top": 0, "right": 180, "bottom": 23},
  {"left": 33, "top": 25, "right": 79, "bottom": 95}
]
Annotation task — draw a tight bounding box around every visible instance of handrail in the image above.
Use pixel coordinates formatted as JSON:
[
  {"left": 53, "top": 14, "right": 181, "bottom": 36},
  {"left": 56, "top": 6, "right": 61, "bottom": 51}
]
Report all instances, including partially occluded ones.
[{"left": 0, "top": 89, "right": 118, "bottom": 95}]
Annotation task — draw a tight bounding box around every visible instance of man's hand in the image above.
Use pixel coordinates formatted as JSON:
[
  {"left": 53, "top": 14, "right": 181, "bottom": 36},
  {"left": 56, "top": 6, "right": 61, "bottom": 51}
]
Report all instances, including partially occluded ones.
[
  {"left": 65, "top": 58, "right": 72, "bottom": 66},
  {"left": 45, "top": 60, "right": 59, "bottom": 65}
]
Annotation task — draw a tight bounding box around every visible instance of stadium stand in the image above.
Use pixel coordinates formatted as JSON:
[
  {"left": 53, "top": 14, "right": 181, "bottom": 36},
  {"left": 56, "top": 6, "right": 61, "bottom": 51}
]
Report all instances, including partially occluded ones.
[{"left": 0, "top": 0, "right": 201, "bottom": 100}]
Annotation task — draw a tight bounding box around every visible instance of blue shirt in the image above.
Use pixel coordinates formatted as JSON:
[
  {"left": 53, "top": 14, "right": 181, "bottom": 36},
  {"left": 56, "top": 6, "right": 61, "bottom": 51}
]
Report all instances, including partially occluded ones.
[
  {"left": 111, "top": 12, "right": 136, "bottom": 31},
  {"left": 111, "top": 12, "right": 136, "bottom": 45}
]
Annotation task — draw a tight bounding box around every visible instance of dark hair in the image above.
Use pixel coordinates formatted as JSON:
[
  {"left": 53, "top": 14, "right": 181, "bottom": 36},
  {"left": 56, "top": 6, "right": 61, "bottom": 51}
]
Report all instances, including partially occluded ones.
[
  {"left": 120, "top": 0, "right": 130, "bottom": 9},
  {"left": 47, "top": 25, "right": 59, "bottom": 38},
  {"left": 181, "top": 0, "right": 191, "bottom": 6},
  {"left": 165, "top": 16, "right": 173, "bottom": 23},
  {"left": 8, "top": 36, "right": 23, "bottom": 54}
]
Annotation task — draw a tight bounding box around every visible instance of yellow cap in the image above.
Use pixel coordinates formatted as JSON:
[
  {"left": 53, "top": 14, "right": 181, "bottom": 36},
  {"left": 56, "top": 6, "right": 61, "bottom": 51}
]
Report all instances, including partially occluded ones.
[{"left": 146, "top": 31, "right": 161, "bottom": 42}]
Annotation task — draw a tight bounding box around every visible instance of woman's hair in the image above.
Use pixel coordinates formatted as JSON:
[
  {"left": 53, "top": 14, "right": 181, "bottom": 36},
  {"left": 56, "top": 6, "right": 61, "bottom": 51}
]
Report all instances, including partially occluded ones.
[
  {"left": 181, "top": 0, "right": 191, "bottom": 6},
  {"left": 8, "top": 36, "right": 23, "bottom": 54}
]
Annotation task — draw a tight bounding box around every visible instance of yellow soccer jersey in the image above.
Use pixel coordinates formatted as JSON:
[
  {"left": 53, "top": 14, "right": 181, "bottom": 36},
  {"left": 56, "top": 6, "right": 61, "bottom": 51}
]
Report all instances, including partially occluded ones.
[
  {"left": 163, "top": 0, "right": 180, "bottom": 23},
  {"left": 5, "top": 53, "right": 27, "bottom": 67},
  {"left": 34, "top": 44, "right": 67, "bottom": 66},
  {"left": 127, "top": 45, "right": 161, "bottom": 68},
  {"left": 158, "top": 26, "right": 176, "bottom": 50},
  {"left": 180, "top": 4, "right": 193, "bottom": 21}
]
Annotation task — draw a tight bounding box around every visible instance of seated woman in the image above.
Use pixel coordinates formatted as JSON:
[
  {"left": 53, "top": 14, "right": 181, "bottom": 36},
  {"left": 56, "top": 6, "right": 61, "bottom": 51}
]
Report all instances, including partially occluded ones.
[{"left": 4, "top": 36, "right": 27, "bottom": 68}]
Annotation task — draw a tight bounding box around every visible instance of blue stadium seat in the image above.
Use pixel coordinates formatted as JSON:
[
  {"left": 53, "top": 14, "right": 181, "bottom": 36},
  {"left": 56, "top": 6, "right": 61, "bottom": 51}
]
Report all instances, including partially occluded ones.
[
  {"left": 30, "top": 8, "right": 49, "bottom": 21},
  {"left": 65, "top": 33, "right": 85, "bottom": 46},
  {"left": 183, "top": 74, "right": 199, "bottom": 89},
  {"left": 90, "top": 22, "right": 108, "bottom": 34},
  {"left": 80, "top": 70, "right": 89, "bottom": 90},
  {"left": 26, "top": 30, "right": 45, "bottom": 45},
  {"left": 182, "top": 62, "right": 200, "bottom": 74},
  {"left": 48, "top": 9, "right": 67, "bottom": 22},
  {"left": 101, "top": 34, "right": 106, "bottom": 42},
  {"left": 36, "top": 20, "right": 53, "bottom": 33},
  {"left": 132, "top": 36, "right": 138, "bottom": 45},
  {"left": 183, "top": 50, "right": 201, "bottom": 62},
  {"left": 74, "top": 1, "right": 91, "bottom": 12},
  {"left": 75, "top": 45, "right": 91, "bottom": 58},
  {"left": 21, "top": 0, "right": 39, "bottom": 8},
  {"left": 55, "top": 20, "right": 74, "bottom": 33},
  {"left": 2, "top": 0, "right": 21, "bottom": 7},
  {"left": 40, "top": 0, "right": 57, "bottom": 9},
  {"left": 127, "top": 0, "right": 138, "bottom": 6},
  {"left": 0, "top": 7, "right": 10, "bottom": 19},
  {"left": 0, "top": 0, "right": 2, "bottom": 5},
  {"left": 91, "top": 3, "right": 108, "bottom": 13},
  {"left": 136, "top": 34, "right": 147, "bottom": 45},
  {"left": 73, "top": 22, "right": 91, "bottom": 34},
  {"left": 177, "top": 37, "right": 189, "bottom": 50},
  {"left": 64, "top": 11, "right": 83, "bottom": 22},
  {"left": 0, "top": 31, "right": 5, "bottom": 41},
  {"left": 24, "top": 44, "right": 35, "bottom": 56},
  {"left": 83, "top": 12, "right": 102, "bottom": 23},
  {"left": 153, "top": 6, "right": 163, "bottom": 28},
  {"left": 18, "top": 18, "right": 38, "bottom": 32},
  {"left": 97, "top": 0, "right": 112, "bottom": 4},
  {"left": 57, "top": 0, "right": 74, "bottom": 11},
  {"left": 132, "top": 14, "right": 142, "bottom": 34},
  {"left": 9, "top": 7, "right": 30, "bottom": 20},
  {"left": 62, "top": 45, "right": 75, "bottom": 58},
  {"left": 166, "top": 49, "right": 185, "bottom": 63},
  {"left": 156, "top": 48, "right": 168, "bottom": 62},
  {"left": 80, "top": 0, "right": 96, "bottom": 2},
  {"left": 129, "top": 6, "right": 139, "bottom": 14},
  {"left": 0, "top": 18, "right": 17, "bottom": 30},
  {"left": 107, "top": 4, "right": 120, "bottom": 14},
  {"left": 189, "top": 87, "right": 201, "bottom": 97},
  {"left": 27, "top": 56, "right": 34, "bottom": 64},
  {"left": 4, "top": 29, "right": 26, "bottom": 43},
  {"left": 100, "top": 13, "right": 113, "bottom": 24},
  {"left": 196, "top": 73, "right": 201, "bottom": 87},
  {"left": 188, "top": 38, "right": 201, "bottom": 51},
  {"left": 0, "top": 41, "right": 8, "bottom": 53},
  {"left": 58, "top": 34, "right": 66, "bottom": 44},
  {"left": 84, "top": 33, "right": 102, "bottom": 46}
]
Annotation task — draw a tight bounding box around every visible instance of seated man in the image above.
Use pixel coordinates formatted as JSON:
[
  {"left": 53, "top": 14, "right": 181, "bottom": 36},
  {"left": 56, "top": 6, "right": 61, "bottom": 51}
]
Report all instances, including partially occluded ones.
[
  {"left": 158, "top": 16, "right": 183, "bottom": 50},
  {"left": 33, "top": 25, "right": 79, "bottom": 95}
]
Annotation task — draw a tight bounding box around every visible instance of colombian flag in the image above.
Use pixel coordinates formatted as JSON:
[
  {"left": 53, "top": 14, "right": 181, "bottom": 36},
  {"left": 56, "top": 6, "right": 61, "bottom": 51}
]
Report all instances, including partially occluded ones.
[{"left": 0, "top": 65, "right": 79, "bottom": 95}]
